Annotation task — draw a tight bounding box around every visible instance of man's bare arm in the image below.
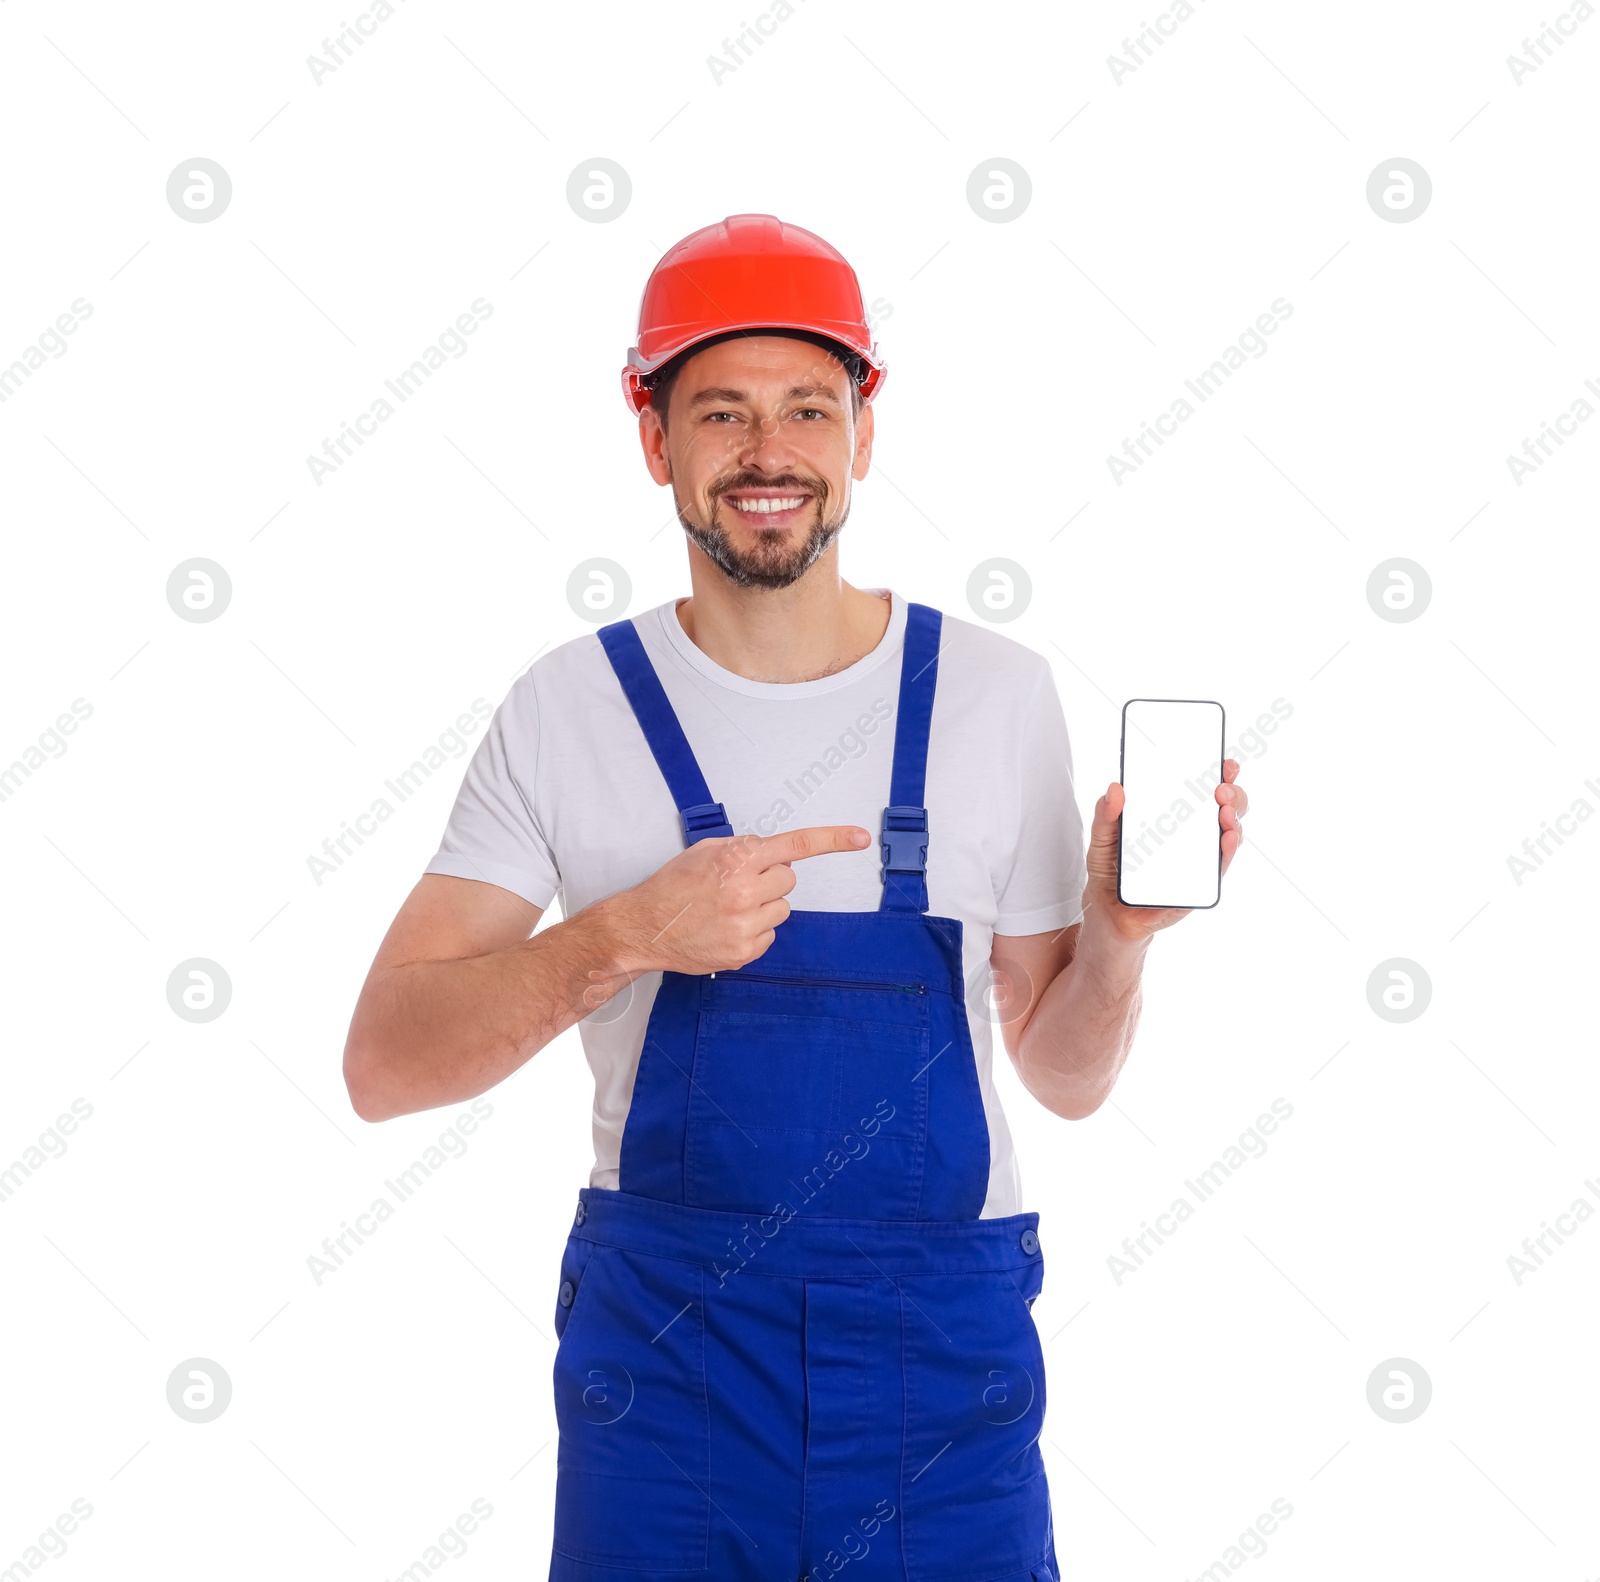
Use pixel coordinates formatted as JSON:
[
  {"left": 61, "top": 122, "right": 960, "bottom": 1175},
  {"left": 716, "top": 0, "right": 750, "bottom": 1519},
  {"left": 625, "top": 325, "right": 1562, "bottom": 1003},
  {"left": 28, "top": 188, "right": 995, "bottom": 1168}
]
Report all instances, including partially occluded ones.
[
  {"left": 993, "top": 919, "right": 1149, "bottom": 1120},
  {"left": 991, "top": 758, "right": 1250, "bottom": 1119},
  {"left": 342, "top": 874, "right": 628, "bottom": 1122},
  {"left": 342, "top": 825, "right": 873, "bottom": 1123}
]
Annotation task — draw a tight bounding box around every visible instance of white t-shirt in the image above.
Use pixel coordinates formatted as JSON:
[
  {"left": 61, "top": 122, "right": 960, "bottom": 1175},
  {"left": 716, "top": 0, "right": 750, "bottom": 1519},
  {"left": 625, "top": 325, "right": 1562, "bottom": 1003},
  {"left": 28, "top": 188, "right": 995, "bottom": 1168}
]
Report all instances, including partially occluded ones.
[{"left": 424, "top": 587, "right": 1087, "bottom": 1217}]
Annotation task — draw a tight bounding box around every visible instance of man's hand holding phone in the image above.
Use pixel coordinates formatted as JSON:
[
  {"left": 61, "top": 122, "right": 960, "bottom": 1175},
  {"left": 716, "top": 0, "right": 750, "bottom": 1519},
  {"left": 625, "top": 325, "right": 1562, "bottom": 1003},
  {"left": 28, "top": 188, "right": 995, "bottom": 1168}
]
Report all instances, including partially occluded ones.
[{"left": 1088, "top": 739, "right": 1248, "bottom": 946}]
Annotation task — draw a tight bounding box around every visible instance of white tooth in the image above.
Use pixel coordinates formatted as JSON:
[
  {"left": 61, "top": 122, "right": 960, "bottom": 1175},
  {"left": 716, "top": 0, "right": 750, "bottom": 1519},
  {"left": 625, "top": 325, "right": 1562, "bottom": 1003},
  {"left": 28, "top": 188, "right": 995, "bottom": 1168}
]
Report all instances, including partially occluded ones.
[{"left": 733, "top": 496, "right": 805, "bottom": 513}]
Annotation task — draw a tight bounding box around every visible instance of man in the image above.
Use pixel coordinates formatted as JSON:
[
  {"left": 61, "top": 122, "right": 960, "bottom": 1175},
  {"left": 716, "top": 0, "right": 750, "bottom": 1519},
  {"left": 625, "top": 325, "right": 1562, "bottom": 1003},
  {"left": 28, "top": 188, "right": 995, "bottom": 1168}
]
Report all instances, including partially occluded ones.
[{"left": 344, "top": 213, "right": 1247, "bottom": 1581}]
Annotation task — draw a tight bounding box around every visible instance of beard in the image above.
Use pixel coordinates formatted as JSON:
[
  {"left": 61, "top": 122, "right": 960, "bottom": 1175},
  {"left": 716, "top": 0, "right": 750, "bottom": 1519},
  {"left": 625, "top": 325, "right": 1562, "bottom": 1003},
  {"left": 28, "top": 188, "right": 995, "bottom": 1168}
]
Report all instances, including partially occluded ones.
[{"left": 675, "top": 477, "right": 850, "bottom": 590}]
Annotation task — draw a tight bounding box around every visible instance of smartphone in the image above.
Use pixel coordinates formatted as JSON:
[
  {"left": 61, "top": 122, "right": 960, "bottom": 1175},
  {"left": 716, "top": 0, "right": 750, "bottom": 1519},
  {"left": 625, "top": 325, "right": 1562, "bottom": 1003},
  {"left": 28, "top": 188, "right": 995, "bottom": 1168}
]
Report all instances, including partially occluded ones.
[{"left": 1118, "top": 698, "right": 1226, "bottom": 909}]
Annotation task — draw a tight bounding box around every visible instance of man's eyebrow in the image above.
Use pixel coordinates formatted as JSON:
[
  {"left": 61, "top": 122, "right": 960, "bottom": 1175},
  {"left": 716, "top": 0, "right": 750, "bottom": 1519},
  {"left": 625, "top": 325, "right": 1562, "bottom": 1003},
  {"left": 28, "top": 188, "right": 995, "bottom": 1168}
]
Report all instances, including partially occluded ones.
[{"left": 685, "top": 383, "right": 843, "bottom": 410}]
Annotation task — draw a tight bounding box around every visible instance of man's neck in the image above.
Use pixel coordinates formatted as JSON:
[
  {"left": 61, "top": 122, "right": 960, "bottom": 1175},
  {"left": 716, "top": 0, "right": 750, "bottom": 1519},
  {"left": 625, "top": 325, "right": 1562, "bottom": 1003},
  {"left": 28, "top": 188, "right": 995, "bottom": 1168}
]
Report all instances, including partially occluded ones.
[{"left": 674, "top": 580, "right": 891, "bottom": 684}]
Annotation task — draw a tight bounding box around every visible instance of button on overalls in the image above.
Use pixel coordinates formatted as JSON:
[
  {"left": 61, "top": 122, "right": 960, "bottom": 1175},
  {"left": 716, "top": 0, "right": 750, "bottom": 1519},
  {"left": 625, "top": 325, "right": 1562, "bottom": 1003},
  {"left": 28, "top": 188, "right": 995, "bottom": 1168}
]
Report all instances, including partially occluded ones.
[{"left": 549, "top": 603, "right": 1058, "bottom": 1582}]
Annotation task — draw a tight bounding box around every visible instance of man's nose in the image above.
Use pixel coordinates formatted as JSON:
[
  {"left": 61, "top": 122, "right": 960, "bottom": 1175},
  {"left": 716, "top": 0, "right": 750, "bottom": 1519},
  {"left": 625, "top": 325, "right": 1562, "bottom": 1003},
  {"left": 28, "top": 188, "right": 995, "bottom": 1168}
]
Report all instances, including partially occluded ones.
[{"left": 736, "top": 412, "right": 799, "bottom": 468}]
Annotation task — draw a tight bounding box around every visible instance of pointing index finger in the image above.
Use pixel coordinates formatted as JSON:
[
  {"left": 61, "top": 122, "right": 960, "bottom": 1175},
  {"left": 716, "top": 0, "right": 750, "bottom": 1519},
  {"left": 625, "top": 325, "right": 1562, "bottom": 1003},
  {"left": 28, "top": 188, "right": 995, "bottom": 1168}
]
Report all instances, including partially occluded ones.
[{"left": 756, "top": 826, "right": 873, "bottom": 868}]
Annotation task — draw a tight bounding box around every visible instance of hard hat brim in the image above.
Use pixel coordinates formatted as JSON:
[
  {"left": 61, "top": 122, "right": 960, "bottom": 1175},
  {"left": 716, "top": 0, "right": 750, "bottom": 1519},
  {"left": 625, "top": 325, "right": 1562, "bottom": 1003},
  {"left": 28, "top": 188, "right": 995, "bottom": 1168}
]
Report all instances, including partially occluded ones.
[{"left": 622, "top": 321, "right": 886, "bottom": 416}]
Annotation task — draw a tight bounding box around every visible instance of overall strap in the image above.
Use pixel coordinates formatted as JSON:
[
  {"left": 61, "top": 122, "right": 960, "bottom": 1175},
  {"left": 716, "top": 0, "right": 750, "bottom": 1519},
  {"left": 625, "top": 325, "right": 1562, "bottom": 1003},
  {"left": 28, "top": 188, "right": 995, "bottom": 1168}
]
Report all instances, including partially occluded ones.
[
  {"left": 880, "top": 602, "right": 942, "bottom": 914},
  {"left": 597, "top": 618, "right": 734, "bottom": 845}
]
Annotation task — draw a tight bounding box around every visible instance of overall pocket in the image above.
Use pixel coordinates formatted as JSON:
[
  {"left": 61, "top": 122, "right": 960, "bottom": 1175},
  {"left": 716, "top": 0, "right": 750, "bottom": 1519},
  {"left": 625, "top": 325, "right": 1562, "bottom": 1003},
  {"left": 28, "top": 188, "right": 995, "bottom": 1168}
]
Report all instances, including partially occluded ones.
[
  {"left": 552, "top": 1235, "right": 596, "bottom": 1343},
  {"left": 684, "top": 983, "right": 931, "bottom": 1217},
  {"left": 551, "top": 1244, "right": 709, "bottom": 1569},
  {"left": 899, "top": 1267, "right": 1051, "bottom": 1582}
]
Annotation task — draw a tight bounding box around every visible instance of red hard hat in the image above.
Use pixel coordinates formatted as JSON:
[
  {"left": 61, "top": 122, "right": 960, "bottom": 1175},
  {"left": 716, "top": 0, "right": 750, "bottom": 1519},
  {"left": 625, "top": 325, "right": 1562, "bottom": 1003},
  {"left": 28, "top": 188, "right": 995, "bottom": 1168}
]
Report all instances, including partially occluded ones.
[{"left": 621, "top": 213, "right": 887, "bottom": 416}]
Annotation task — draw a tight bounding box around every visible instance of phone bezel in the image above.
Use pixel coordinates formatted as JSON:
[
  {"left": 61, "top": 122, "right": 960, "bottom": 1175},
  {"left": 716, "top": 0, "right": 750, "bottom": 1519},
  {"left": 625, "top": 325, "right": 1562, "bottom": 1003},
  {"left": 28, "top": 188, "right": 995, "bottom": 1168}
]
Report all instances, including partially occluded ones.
[{"left": 1117, "top": 697, "right": 1226, "bottom": 911}]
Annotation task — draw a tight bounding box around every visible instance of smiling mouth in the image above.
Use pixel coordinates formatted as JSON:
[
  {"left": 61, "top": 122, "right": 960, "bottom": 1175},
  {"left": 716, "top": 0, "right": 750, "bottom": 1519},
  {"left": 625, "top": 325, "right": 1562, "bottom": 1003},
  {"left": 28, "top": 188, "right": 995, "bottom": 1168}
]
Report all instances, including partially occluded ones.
[{"left": 722, "top": 490, "right": 814, "bottom": 518}]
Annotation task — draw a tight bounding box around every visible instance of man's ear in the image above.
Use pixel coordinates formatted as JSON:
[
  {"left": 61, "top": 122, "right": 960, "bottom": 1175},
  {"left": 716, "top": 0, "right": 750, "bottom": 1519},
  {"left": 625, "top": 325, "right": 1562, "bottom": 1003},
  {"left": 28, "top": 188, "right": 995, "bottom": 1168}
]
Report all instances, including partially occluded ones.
[
  {"left": 851, "top": 400, "right": 875, "bottom": 482},
  {"left": 639, "top": 404, "right": 672, "bottom": 486}
]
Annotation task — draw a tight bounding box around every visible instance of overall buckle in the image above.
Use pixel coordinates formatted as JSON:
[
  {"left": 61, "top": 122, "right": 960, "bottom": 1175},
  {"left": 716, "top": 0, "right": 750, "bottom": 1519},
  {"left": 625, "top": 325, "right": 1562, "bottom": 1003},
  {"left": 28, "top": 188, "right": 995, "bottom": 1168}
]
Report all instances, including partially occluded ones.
[
  {"left": 681, "top": 801, "right": 734, "bottom": 843},
  {"left": 880, "top": 805, "right": 929, "bottom": 873}
]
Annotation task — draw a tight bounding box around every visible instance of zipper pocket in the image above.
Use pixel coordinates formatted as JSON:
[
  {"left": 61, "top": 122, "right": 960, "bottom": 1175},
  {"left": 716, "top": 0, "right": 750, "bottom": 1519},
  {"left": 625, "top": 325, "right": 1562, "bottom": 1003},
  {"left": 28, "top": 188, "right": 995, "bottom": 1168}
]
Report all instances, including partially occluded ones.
[{"left": 709, "top": 971, "right": 926, "bottom": 994}]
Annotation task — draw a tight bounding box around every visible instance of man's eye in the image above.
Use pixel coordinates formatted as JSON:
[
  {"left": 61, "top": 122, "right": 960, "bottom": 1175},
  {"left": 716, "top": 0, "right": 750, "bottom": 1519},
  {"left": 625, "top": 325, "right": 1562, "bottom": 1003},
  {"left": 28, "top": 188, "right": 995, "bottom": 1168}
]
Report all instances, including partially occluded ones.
[{"left": 794, "top": 408, "right": 827, "bottom": 420}]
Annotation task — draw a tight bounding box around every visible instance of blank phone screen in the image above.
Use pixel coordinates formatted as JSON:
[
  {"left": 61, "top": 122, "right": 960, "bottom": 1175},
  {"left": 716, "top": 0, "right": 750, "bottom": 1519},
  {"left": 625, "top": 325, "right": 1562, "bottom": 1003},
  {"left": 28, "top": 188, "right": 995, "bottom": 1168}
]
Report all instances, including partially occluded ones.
[{"left": 1118, "top": 699, "right": 1225, "bottom": 909}]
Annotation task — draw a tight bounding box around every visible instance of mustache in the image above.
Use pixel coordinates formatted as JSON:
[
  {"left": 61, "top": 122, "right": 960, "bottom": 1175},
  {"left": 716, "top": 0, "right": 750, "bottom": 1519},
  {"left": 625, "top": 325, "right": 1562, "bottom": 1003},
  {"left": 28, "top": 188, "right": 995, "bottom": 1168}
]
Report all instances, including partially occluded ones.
[{"left": 710, "top": 473, "right": 826, "bottom": 501}]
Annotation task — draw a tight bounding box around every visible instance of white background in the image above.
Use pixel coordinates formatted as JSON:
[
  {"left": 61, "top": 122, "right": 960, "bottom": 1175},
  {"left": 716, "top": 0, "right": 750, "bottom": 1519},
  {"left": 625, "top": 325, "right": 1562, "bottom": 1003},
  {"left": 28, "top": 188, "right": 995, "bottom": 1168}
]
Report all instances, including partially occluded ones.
[{"left": 3, "top": 0, "right": 1597, "bottom": 1578}]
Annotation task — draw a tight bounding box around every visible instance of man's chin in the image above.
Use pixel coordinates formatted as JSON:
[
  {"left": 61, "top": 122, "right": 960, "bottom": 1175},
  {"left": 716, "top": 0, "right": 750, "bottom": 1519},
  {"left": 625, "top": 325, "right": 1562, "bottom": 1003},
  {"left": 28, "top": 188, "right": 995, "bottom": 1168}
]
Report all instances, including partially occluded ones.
[
  {"left": 680, "top": 511, "right": 843, "bottom": 590},
  {"left": 701, "top": 544, "right": 813, "bottom": 591}
]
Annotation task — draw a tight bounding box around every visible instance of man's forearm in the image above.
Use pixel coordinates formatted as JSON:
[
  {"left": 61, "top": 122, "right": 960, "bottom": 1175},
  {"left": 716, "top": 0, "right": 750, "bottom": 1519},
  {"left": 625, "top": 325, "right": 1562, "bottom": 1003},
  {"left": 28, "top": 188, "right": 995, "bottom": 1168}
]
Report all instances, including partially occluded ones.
[
  {"left": 1014, "top": 913, "right": 1151, "bottom": 1120},
  {"left": 344, "top": 898, "right": 635, "bottom": 1122}
]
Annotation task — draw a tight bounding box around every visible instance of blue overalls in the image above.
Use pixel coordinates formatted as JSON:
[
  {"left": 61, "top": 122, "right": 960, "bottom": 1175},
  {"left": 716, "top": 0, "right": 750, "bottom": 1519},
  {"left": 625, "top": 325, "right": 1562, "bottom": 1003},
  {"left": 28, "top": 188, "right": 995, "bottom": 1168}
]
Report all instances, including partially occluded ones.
[{"left": 549, "top": 603, "right": 1058, "bottom": 1582}]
